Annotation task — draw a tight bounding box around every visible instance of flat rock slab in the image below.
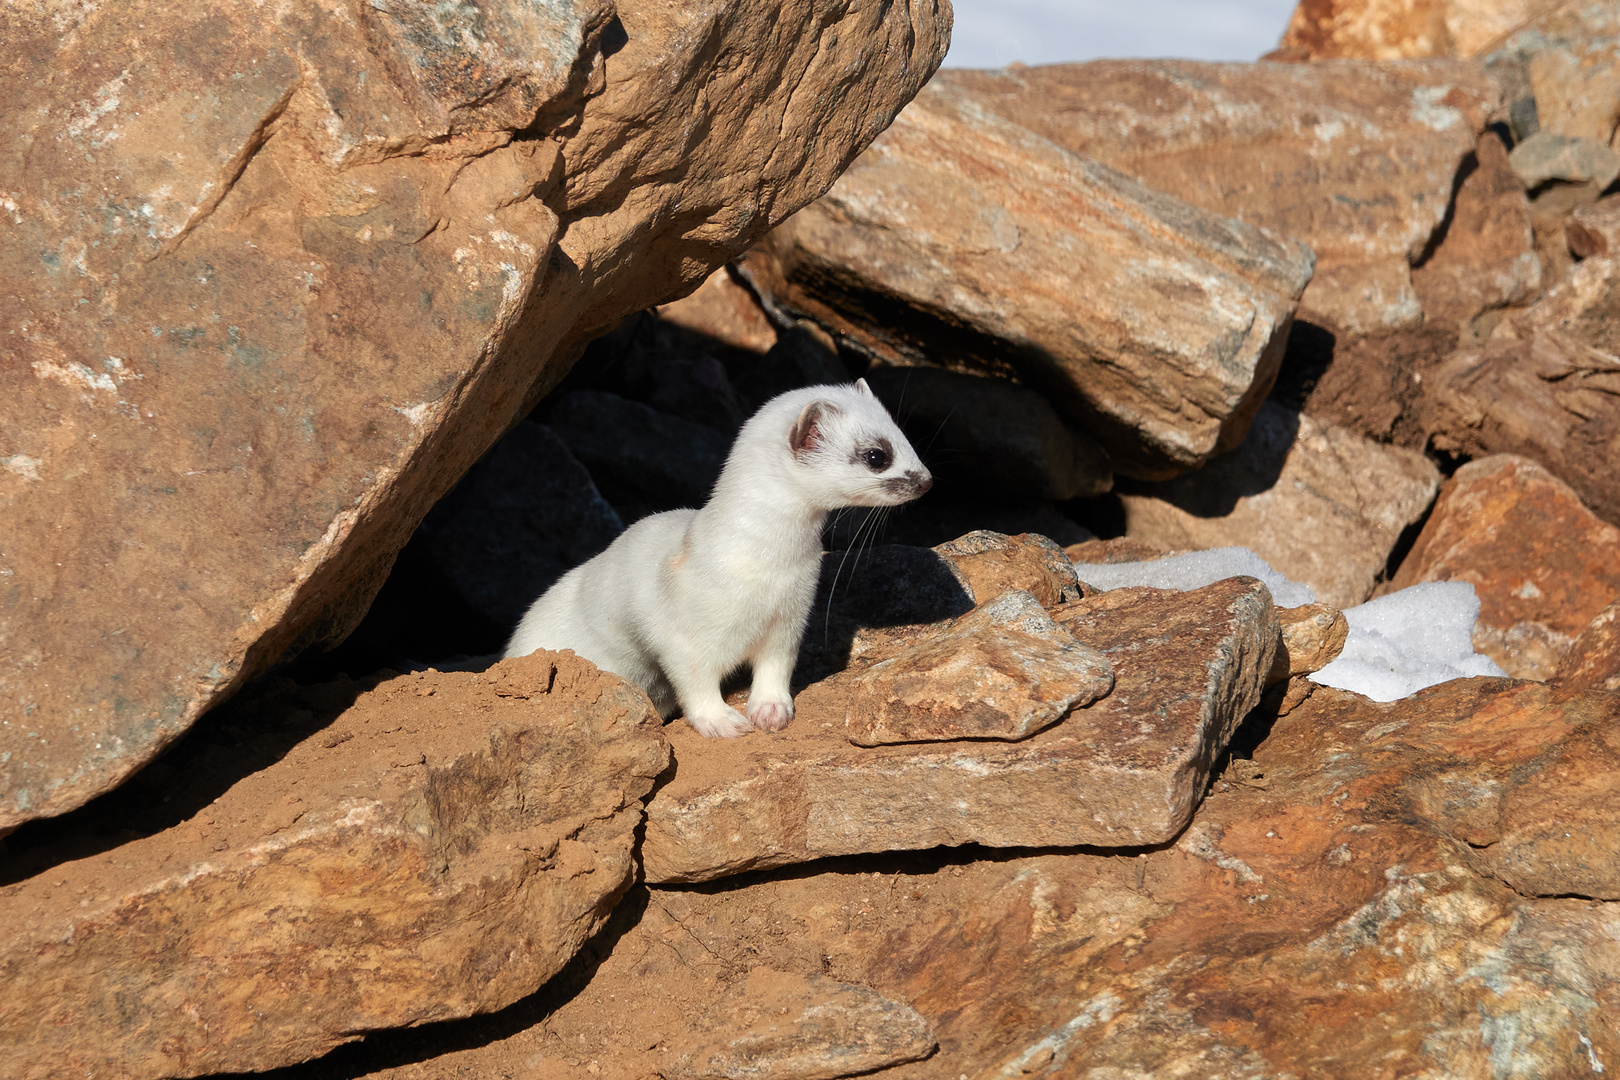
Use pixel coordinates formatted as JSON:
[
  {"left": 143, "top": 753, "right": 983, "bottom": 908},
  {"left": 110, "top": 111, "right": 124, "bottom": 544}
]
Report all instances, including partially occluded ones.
[
  {"left": 840, "top": 590, "right": 1114, "bottom": 747},
  {"left": 1391, "top": 454, "right": 1620, "bottom": 679},
  {"left": 0, "top": 653, "right": 668, "bottom": 1079},
  {"left": 938, "top": 58, "right": 1499, "bottom": 333},
  {"left": 757, "top": 76, "right": 1314, "bottom": 480},
  {"left": 1118, "top": 400, "right": 1441, "bottom": 609},
  {"left": 642, "top": 577, "right": 1277, "bottom": 883}
]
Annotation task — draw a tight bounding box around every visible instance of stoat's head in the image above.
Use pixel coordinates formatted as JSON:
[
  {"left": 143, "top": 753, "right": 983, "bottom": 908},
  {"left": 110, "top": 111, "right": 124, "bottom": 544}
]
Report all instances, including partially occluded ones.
[{"left": 778, "top": 379, "right": 932, "bottom": 510}]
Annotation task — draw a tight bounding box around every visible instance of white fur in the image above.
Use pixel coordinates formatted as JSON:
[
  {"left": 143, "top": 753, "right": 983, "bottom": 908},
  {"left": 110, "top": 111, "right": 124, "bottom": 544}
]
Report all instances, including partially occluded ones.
[{"left": 505, "top": 379, "right": 932, "bottom": 737}]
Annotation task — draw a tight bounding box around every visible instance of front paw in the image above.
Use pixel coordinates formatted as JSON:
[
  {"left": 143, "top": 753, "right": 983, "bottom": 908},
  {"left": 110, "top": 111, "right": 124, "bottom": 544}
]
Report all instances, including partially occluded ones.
[
  {"left": 746, "top": 698, "right": 794, "bottom": 733},
  {"left": 685, "top": 707, "right": 754, "bottom": 739}
]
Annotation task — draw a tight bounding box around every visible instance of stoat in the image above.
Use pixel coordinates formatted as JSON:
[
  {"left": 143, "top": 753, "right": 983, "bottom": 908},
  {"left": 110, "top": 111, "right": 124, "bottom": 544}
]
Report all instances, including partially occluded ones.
[{"left": 505, "top": 379, "right": 932, "bottom": 737}]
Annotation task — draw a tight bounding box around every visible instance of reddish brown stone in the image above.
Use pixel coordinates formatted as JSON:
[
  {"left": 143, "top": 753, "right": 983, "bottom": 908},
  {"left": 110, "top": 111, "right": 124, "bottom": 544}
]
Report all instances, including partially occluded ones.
[
  {"left": 758, "top": 77, "right": 1314, "bottom": 480},
  {"left": 840, "top": 591, "right": 1113, "bottom": 748},
  {"left": 0, "top": 653, "right": 669, "bottom": 1079},
  {"left": 656, "top": 266, "right": 779, "bottom": 355},
  {"left": 1411, "top": 132, "right": 1541, "bottom": 334},
  {"left": 939, "top": 59, "right": 1500, "bottom": 333},
  {"left": 1390, "top": 454, "right": 1620, "bottom": 679},
  {"left": 1569, "top": 195, "right": 1620, "bottom": 259},
  {"left": 932, "top": 531, "right": 1082, "bottom": 611},
  {"left": 1557, "top": 600, "right": 1620, "bottom": 693},
  {"left": 1276, "top": 0, "right": 1560, "bottom": 59},
  {"left": 642, "top": 578, "right": 1277, "bottom": 883},
  {"left": 345, "top": 679, "right": 1620, "bottom": 1080},
  {"left": 0, "top": 0, "right": 950, "bottom": 829}
]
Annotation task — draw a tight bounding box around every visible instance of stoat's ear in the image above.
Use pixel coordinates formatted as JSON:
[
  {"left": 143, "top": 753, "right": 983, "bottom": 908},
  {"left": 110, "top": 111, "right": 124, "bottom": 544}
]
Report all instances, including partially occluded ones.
[
  {"left": 790, "top": 400, "right": 836, "bottom": 459},
  {"left": 854, "top": 378, "right": 874, "bottom": 398}
]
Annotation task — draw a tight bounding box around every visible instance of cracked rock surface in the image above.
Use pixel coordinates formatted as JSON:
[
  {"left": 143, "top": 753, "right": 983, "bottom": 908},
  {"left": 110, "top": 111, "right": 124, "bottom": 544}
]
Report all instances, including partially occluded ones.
[
  {"left": 0, "top": 652, "right": 669, "bottom": 1079},
  {"left": 0, "top": 0, "right": 950, "bottom": 830}
]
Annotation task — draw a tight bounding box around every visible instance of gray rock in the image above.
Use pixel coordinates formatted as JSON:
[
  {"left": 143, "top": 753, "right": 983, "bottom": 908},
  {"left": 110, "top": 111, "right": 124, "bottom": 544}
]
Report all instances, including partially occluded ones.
[{"left": 1509, "top": 131, "right": 1620, "bottom": 191}]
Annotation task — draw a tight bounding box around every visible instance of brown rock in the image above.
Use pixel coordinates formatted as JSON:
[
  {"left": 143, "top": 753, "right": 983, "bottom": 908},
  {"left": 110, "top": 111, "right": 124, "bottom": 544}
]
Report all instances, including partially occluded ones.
[
  {"left": 1557, "top": 600, "right": 1620, "bottom": 692},
  {"left": 940, "top": 59, "right": 1501, "bottom": 333},
  {"left": 840, "top": 590, "right": 1114, "bottom": 748},
  {"left": 1411, "top": 132, "right": 1541, "bottom": 333},
  {"left": 1118, "top": 401, "right": 1441, "bottom": 609},
  {"left": 1489, "top": 2, "right": 1620, "bottom": 144},
  {"left": 932, "top": 530, "right": 1082, "bottom": 611},
  {"left": 642, "top": 578, "right": 1277, "bottom": 883},
  {"left": 345, "top": 679, "right": 1620, "bottom": 1080},
  {"left": 1063, "top": 537, "right": 1173, "bottom": 565},
  {"left": 670, "top": 970, "right": 936, "bottom": 1080},
  {"left": 657, "top": 266, "right": 779, "bottom": 355},
  {"left": 759, "top": 77, "right": 1315, "bottom": 481},
  {"left": 1277, "top": 0, "right": 1560, "bottom": 59},
  {"left": 1271, "top": 603, "right": 1350, "bottom": 684},
  {"left": 0, "top": 0, "right": 950, "bottom": 829},
  {"left": 1570, "top": 195, "right": 1620, "bottom": 259},
  {"left": 1390, "top": 454, "right": 1620, "bottom": 679},
  {"left": 1426, "top": 318, "right": 1620, "bottom": 528},
  {"left": 0, "top": 653, "right": 669, "bottom": 1079},
  {"left": 861, "top": 365, "right": 1111, "bottom": 501}
]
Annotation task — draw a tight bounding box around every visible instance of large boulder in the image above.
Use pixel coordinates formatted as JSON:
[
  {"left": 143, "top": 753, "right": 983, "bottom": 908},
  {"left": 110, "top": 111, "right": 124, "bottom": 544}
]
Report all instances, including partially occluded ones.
[
  {"left": 0, "top": 0, "right": 951, "bottom": 829},
  {"left": 1276, "top": 0, "right": 1562, "bottom": 60},
  {"left": 749, "top": 76, "right": 1315, "bottom": 481},
  {"left": 938, "top": 59, "right": 1502, "bottom": 333},
  {"left": 0, "top": 653, "right": 669, "bottom": 1078}
]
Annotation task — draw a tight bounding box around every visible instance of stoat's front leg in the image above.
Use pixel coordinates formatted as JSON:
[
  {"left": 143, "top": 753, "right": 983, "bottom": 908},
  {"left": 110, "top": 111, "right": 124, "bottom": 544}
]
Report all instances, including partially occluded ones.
[{"left": 744, "top": 616, "right": 800, "bottom": 733}]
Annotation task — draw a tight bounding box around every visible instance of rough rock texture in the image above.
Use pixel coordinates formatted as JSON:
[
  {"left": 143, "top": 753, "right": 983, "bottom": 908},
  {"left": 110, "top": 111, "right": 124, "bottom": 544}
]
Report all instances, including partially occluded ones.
[
  {"left": 0, "top": 653, "right": 669, "bottom": 1079},
  {"left": 932, "top": 530, "right": 1083, "bottom": 610},
  {"left": 1117, "top": 401, "right": 1441, "bottom": 609},
  {"left": 1277, "top": 0, "right": 1561, "bottom": 59},
  {"left": 1488, "top": 1, "right": 1620, "bottom": 144},
  {"left": 1391, "top": 454, "right": 1620, "bottom": 679},
  {"left": 1425, "top": 261, "right": 1620, "bottom": 525},
  {"left": 1570, "top": 195, "right": 1620, "bottom": 259},
  {"left": 0, "top": 0, "right": 951, "bottom": 829},
  {"left": 862, "top": 365, "right": 1111, "bottom": 501},
  {"left": 1272, "top": 603, "right": 1350, "bottom": 684},
  {"left": 840, "top": 590, "right": 1113, "bottom": 747},
  {"left": 1410, "top": 132, "right": 1541, "bottom": 334},
  {"left": 643, "top": 577, "right": 1276, "bottom": 883},
  {"left": 755, "top": 77, "right": 1315, "bottom": 481},
  {"left": 670, "top": 971, "right": 936, "bottom": 1080},
  {"left": 1510, "top": 131, "right": 1620, "bottom": 190},
  {"left": 940, "top": 59, "right": 1500, "bottom": 333},
  {"left": 1558, "top": 600, "right": 1620, "bottom": 693},
  {"left": 341, "top": 679, "right": 1620, "bottom": 1080},
  {"left": 657, "top": 266, "right": 779, "bottom": 355}
]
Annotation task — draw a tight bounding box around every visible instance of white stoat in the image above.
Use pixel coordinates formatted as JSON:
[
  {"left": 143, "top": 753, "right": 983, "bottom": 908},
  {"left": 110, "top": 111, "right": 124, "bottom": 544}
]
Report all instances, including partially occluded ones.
[{"left": 505, "top": 379, "right": 932, "bottom": 738}]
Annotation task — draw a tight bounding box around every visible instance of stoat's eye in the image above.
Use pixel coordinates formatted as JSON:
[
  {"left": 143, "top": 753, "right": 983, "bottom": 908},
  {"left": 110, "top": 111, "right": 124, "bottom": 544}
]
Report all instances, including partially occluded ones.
[{"left": 861, "top": 446, "right": 892, "bottom": 471}]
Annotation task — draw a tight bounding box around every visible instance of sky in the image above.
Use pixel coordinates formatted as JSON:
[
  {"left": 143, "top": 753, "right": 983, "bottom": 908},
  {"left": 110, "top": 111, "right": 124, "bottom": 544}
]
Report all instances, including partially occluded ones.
[{"left": 942, "top": 0, "right": 1303, "bottom": 68}]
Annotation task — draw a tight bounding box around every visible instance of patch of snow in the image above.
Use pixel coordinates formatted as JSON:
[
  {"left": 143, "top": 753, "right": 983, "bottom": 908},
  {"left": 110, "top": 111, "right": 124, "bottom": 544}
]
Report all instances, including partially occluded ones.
[
  {"left": 1073, "top": 545, "right": 1316, "bottom": 608},
  {"left": 1309, "top": 581, "right": 1507, "bottom": 702}
]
